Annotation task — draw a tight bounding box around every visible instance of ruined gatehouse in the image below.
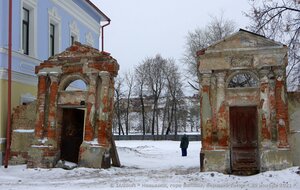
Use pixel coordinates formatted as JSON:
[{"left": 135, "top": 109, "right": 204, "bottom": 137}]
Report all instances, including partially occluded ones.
[
  {"left": 198, "top": 29, "right": 292, "bottom": 174},
  {"left": 10, "top": 42, "right": 119, "bottom": 168}
]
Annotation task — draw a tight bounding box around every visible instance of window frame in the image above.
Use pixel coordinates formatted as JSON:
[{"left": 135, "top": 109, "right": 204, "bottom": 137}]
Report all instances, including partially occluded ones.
[
  {"left": 48, "top": 8, "right": 61, "bottom": 57},
  {"left": 226, "top": 71, "right": 259, "bottom": 89},
  {"left": 85, "top": 32, "right": 94, "bottom": 47},
  {"left": 20, "top": 0, "right": 37, "bottom": 57},
  {"left": 49, "top": 23, "right": 55, "bottom": 56},
  {"left": 69, "top": 21, "right": 80, "bottom": 46}
]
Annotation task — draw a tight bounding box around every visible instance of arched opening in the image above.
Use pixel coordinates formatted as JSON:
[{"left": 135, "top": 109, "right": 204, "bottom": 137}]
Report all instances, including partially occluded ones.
[
  {"left": 226, "top": 71, "right": 260, "bottom": 174},
  {"left": 57, "top": 76, "right": 89, "bottom": 164},
  {"left": 227, "top": 72, "right": 259, "bottom": 88},
  {"left": 65, "top": 79, "right": 88, "bottom": 91}
]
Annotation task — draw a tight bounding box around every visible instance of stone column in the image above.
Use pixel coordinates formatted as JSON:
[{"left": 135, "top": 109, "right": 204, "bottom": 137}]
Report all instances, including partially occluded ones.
[
  {"left": 215, "top": 72, "right": 227, "bottom": 147},
  {"left": 46, "top": 74, "right": 59, "bottom": 140},
  {"left": 259, "top": 68, "right": 271, "bottom": 141},
  {"left": 98, "top": 71, "right": 111, "bottom": 147},
  {"left": 34, "top": 74, "right": 48, "bottom": 139},
  {"left": 200, "top": 72, "right": 213, "bottom": 150},
  {"left": 84, "top": 73, "right": 97, "bottom": 142},
  {"left": 274, "top": 68, "right": 289, "bottom": 148}
]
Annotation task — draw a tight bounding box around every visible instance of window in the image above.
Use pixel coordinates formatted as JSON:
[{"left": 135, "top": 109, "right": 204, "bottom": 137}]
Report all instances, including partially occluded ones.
[
  {"left": 22, "top": 8, "right": 29, "bottom": 55},
  {"left": 69, "top": 21, "right": 79, "bottom": 46},
  {"left": 48, "top": 8, "right": 61, "bottom": 56},
  {"left": 21, "top": 0, "right": 37, "bottom": 56},
  {"left": 71, "top": 35, "right": 75, "bottom": 45},
  {"left": 50, "top": 24, "right": 55, "bottom": 56},
  {"left": 228, "top": 73, "right": 259, "bottom": 88}
]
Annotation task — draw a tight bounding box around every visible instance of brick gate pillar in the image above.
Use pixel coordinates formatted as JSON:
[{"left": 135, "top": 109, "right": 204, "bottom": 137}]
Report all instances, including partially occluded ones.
[
  {"left": 274, "top": 68, "right": 289, "bottom": 148},
  {"left": 35, "top": 74, "right": 48, "bottom": 139},
  {"left": 84, "top": 73, "right": 97, "bottom": 141},
  {"left": 200, "top": 73, "right": 213, "bottom": 150},
  {"left": 46, "top": 75, "right": 59, "bottom": 140},
  {"left": 216, "top": 72, "right": 227, "bottom": 148},
  {"left": 268, "top": 71, "right": 277, "bottom": 142},
  {"left": 259, "top": 68, "right": 272, "bottom": 141},
  {"left": 98, "top": 71, "right": 111, "bottom": 147}
]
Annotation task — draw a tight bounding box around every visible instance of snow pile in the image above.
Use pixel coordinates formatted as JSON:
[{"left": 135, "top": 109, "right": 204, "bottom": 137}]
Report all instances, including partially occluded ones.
[{"left": 0, "top": 140, "right": 299, "bottom": 190}]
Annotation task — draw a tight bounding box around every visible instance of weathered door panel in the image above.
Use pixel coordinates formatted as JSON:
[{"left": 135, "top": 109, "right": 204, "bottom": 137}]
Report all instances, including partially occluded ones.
[
  {"left": 230, "top": 106, "right": 259, "bottom": 173},
  {"left": 61, "top": 108, "right": 84, "bottom": 163}
]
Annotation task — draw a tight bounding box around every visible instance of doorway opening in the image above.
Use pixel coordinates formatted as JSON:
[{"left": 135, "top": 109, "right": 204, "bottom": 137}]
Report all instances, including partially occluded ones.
[
  {"left": 60, "top": 108, "right": 85, "bottom": 163},
  {"left": 230, "top": 106, "right": 259, "bottom": 175}
]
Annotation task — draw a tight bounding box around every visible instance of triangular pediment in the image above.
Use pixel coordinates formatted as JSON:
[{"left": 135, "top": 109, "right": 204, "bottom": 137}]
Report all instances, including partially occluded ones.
[{"left": 206, "top": 29, "right": 285, "bottom": 51}]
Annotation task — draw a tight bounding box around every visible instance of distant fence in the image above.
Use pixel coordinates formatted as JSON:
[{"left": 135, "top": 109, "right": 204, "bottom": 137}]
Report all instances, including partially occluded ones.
[{"left": 113, "top": 134, "right": 201, "bottom": 141}]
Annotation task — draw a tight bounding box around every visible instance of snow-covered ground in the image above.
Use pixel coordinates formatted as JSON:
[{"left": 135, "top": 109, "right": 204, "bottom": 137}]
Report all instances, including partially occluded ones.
[{"left": 0, "top": 140, "right": 299, "bottom": 190}]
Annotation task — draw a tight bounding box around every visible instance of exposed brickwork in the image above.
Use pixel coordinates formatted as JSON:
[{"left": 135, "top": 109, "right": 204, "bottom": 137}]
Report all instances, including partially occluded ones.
[
  {"left": 275, "top": 79, "right": 289, "bottom": 147},
  {"left": 198, "top": 30, "right": 292, "bottom": 173},
  {"left": 10, "top": 102, "right": 37, "bottom": 164},
  {"left": 10, "top": 42, "right": 119, "bottom": 168}
]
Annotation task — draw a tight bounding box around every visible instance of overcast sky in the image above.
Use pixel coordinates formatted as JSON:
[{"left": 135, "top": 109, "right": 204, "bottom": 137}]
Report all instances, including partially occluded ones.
[{"left": 91, "top": 0, "right": 252, "bottom": 75}]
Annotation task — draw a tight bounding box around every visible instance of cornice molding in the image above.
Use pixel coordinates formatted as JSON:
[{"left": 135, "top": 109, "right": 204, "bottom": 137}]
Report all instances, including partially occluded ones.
[
  {"left": 51, "top": 0, "right": 100, "bottom": 34},
  {"left": 0, "top": 69, "right": 38, "bottom": 86},
  {"left": 0, "top": 47, "right": 42, "bottom": 65}
]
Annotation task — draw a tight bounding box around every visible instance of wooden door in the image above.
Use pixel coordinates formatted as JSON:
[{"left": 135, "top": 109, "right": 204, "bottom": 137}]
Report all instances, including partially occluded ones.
[
  {"left": 61, "top": 108, "right": 84, "bottom": 163},
  {"left": 230, "top": 106, "right": 259, "bottom": 174}
]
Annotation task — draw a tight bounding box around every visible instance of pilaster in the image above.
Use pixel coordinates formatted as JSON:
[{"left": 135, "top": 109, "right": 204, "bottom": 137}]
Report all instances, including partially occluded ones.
[
  {"left": 216, "top": 72, "right": 228, "bottom": 147},
  {"left": 259, "top": 68, "right": 271, "bottom": 142},
  {"left": 274, "top": 68, "right": 289, "bottom": 148},
  {"left": 200, "top": 72, "right": 213, "bottom": 150},
  {"left": 34, "top": 74, "right": 48, "bottom": 139},
  {"left": 98, "top": 71, "right": 111, "bottom": 147}
]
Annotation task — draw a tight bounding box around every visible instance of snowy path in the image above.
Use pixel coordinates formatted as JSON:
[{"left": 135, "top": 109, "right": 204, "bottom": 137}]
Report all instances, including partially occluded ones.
[{"left": 0, "top": 140, "right": 299, "bottom": 190}]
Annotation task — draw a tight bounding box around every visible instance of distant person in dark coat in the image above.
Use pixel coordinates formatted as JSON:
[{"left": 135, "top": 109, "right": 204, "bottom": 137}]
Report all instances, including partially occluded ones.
[{"left": 180, "top": 134, "right": 189, "bottom": 156}]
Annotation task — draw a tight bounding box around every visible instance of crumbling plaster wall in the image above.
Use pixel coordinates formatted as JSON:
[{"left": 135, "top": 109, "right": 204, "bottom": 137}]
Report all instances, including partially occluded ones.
[
  {"left": 9, "top": 42, "right": 119, "bottom": 169},
  {"left": 10, "top": 102, "right": 36, "bottom": 164},
  {"left": 288, "top": 92, "right": 300, "bottom": 166},
  {"left": 198, "top": 30, "right": 292, "bottom": 173}
]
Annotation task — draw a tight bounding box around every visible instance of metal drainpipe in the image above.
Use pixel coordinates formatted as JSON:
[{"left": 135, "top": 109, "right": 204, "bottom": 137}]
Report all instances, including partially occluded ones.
[
  {"left": 4, "top": 0, "right": 12, "bottom": 168},
  {"left": 101, "top": 20, "right": 110, "bottom": 52}
]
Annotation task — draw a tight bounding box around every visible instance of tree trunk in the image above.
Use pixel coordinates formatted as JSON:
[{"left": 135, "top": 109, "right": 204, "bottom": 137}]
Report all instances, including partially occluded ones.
[
  {"left": 161, "top": 98, "right": 169, "bottom": 135},
  {"left": 140, "top": 94, "right": 146, "bottom": 136},
  {"left": 125, "top": 98, "right": 130, "bottom": 135},
  {"left": 174, "top": 100, "right": 178, "bottom": 136},
  {"left": 151, "top": 98, "right": 157, "bottom": 135}
]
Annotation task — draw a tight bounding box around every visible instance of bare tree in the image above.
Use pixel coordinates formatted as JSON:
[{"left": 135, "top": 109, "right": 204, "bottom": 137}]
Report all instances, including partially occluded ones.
[
  {"left": 246, "top": 0, "right": 300, "bottom": 91},
  {"left": 142, "top": 54, "right": 166, "bottom": 135},
  {"left": 114, "top": 76, "right": 124, "bottom": 135},
  {"left": 135, "top": 64, "right": 147, "bottom": 135},
  {"left": 163, "top": 58, "right": 183, "bottom": 136},
  {"left": 124, "top": 71, "right": 134, "bottom": 135},
  {"left": 182, "top": 14, "right": 236, "bottom": 91}
]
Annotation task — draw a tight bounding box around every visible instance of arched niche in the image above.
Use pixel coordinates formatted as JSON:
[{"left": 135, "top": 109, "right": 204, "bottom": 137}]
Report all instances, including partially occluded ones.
[
  {"left": 227, "top": 71, "right": 259, "bottom": 88},
  {"left": 59, "top": 74, "right": 89, "bottom": 91}
]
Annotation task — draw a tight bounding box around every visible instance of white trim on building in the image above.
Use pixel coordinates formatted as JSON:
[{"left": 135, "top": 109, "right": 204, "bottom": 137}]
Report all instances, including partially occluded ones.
[
  {"left": 69, "top": 20, "right": 80, "bottom": 45},
  {"left": 51, "top": 0, "right": 101, "bottom": 35},
  {"left": 0, "top": 68, "right": 38, "bottom": 86},
  {"left": 85, "top": 32, "right": 94, "bottom": 47},
  {"left": 48, "top": 7, "right": 61, "bottom": 56}
]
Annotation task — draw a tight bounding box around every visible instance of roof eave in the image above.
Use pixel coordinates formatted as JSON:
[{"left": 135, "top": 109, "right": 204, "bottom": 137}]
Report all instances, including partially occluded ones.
[{"left": 85, "top": 0, "right": 111, "bottom": 22}]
